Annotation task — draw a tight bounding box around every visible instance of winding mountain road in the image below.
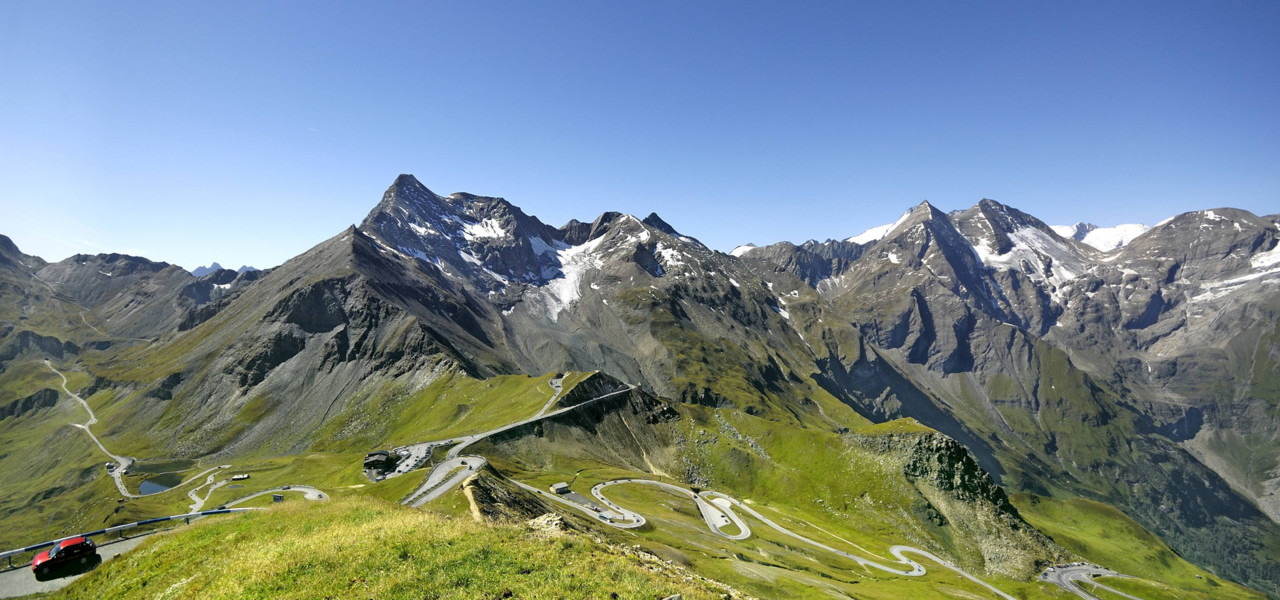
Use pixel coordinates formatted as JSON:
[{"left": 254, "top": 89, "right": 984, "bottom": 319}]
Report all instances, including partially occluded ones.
[
  {"left": 46, "top": 361, "right": 229, "bottom": 503},
  {"left": 392, "top": 379, "right": 1036, "bottom": 598},
  {"left": 1043, "top": 565, "right": 1143, "bottom": 600},
  {"left": 186, "top": 472, "right": 228, "bottom": 512},
  {"left": 582, "top": 479, "right": 1018, "bottom": 599},
  {"left": 45, "top": 360, "right": 135, "bottom": 498}
]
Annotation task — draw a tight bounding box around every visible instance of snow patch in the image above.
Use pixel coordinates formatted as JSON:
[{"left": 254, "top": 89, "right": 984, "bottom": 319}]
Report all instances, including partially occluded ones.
[
  {"left": 1189, "top": 253, "right": 1280, "bottom": 303},
  {"left": 528, "top": 235, "right": 568, "bottom": 257},
  {"left": 887, "top": 251, "right": 901, "bottom": 264},
  {"left": 772, "top": 305, "right": 791, "bottom": 320},
  {"left": 729, "top": 278, "right": 740, "bottom": 288},
  {"left": 462, "top": 218, "right": 507, "bottom": 241},
  {"left": 972, "top": 227, "right": 1087, "bottom": 288},
  {"left": 1049, "top": 225, "right": 1078, "bottom": 238},
  {"left": 1050, "top": 222, "right": 1149, "bottom": 250},
  {"left": 98, "top": 271, "right": 112, "bottom": 277},
  {"left": 408, "top": 223, "right": 438, "bottom": 237},
  {"left": 655, "top": 242, "right": 686, "bottom": 268},
  {"left": 847, "top": 209, "right": 913, "bottom": 245},
  {"left": 1079, "top": 224, "right": 1149, "bottom": 250},
  {"left": 730, "top": 244, "right": 757, "bottom": 257},
  {"left": 1251, "top": 243, "right": 1280, "bottom": 270},
  {"left": 536, "top": 236, "right": 607, "bottom": 321}
]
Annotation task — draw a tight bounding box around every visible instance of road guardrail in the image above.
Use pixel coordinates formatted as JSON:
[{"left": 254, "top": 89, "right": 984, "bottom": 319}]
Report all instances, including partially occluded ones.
[{"left": 0, "top": 507, "right": 260, "bottom": 569}]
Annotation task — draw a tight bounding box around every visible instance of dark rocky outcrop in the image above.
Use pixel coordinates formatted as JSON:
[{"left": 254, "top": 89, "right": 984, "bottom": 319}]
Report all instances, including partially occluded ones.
[{"left": 0, "top": 388, "right": 58, "bottom": 420}]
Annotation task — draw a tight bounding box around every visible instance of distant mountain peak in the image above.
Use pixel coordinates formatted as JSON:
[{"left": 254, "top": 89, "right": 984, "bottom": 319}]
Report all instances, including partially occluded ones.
[
  {"left": 1049, "top": 222, "right": 1097, "bottom": 240},
  {"left": 393, "top": 173, "right": 432, "bottom": 193},
  {"left": 190, "top": 262, "right": 224, "bottom": 277},
  {"left": 1049, "top": 221, "right": 1148, "bottom": 251}
]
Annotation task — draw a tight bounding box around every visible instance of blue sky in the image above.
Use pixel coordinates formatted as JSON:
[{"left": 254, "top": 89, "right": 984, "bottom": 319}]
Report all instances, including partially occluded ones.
[{"left": 2, "top": 2, "right": 1277, "bottom": 270}]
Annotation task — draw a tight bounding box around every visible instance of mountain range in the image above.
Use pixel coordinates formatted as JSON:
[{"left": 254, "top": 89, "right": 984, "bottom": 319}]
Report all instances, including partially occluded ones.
[{"left": 1, "top": 175, "right": 1278, "bottom": 598}]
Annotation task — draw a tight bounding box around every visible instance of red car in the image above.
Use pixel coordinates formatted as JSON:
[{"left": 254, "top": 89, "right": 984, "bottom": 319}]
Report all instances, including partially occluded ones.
[{"left": 31, "top": 536, "right": 97, "bottom": 577}]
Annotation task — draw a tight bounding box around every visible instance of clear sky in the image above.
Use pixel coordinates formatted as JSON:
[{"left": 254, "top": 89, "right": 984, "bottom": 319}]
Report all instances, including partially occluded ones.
[{"left": 2, "top": 2, "right": 1277, "bottom": 270}]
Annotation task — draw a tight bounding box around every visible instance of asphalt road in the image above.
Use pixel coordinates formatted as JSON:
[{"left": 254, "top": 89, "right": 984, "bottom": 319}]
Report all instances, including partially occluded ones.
[
  {"left": 1043, "top": 564, "right": 1143, "bottom": 600},
  {"left": 0, "top": 486, "right": 327, "bottom": 597},
  {"left": 406, "top": 458, "right": 485, "bottom": 507},
  {"left": 586, "top": 479, "right": 1020, "bottom": 600},
  {"left": 0, "top": 534, "right": 149, "bottom": 598},
  {"left": 399, "top": 386, "right": 634, "bottom": 506},
  {"left": 535, "top": 376, "right": 565, "bottom": 416},
  {"left": 223, "top": 486, "right": 327, "bottom": 507}
]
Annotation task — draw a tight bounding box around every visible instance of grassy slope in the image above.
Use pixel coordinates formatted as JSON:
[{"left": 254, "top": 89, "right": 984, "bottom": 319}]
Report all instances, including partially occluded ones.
[
  {"left": 561, "top": 480, "right": 1067, "bottom": 600},
  {"left": 48, "top": 496, "right": 725, "bottom": 600},
  {"left": 5, "top": 348, "right": 1268, "bottom": 599},
  {"left": 1011, "top": 493, "right": 1264, "bottom": 600},
  {"left": 0, "top": 359, "right": 194, "bottom": 552},
  {"left": 311, "top": 371, "right": 562, "bottom": 452},
  {"left": 0, "top": 362, "right": 562, "bottom": 553},
  {"left": 489, "top": 400, "right": 1062, "bottom": 598}
]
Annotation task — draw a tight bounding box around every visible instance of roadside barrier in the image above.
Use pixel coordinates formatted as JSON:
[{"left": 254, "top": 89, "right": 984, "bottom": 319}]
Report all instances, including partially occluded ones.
[{"left": 0, "top": 508, "right": 260, "bottom": 569}]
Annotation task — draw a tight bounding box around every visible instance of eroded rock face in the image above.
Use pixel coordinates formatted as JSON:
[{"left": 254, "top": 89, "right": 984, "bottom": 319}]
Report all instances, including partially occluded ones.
[
  {"left": 849, "top": 431, "right": 1067, "bottom": 578},
  {"left": 0, "top": 388, "right": 58, "bottom": 420},
  {"left": 461, "top": 468, "right": 555, "bottom": 523},
  {"left": 0, "top": 330, "right": 75, "bottom": 364}
]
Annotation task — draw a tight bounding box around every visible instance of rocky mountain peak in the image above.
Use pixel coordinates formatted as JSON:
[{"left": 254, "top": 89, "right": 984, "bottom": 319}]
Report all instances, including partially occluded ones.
[
  {"left": 1051, "top": 222, "right": 1095, "bottom": 240},
  {"left": 0, "top": 235, "right": 23, "bottom": 268},
  {"left": 393, "top": 172, "right": 436, "bottom": 196},
  {"left": 1050, "top": 222, "right": 1150, "bottom": 251},
  {"left": 955, "top": 199, "right": 1084, "bottom": 252},
  {"left": 354, "top": 176, "right": 570, "bottom": 292},
  {"left": 190, "top": 262, "right": 225, "bottom": 277},
  {"left": 641, "top": 212, "right": 679, "bottom": 236}
]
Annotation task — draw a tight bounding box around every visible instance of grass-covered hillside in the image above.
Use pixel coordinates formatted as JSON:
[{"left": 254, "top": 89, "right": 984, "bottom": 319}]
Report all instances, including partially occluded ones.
[
  {"left": 44, "top": 496, "right": 728, "bottom": 600},
  {"left": 1011, "top": 493, "right": 1264, "bottom": 600}
]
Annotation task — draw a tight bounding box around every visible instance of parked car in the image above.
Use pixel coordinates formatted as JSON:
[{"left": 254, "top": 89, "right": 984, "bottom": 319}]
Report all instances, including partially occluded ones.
[{"left": 31, "top": 536, "right": 97, "bottom": 576}]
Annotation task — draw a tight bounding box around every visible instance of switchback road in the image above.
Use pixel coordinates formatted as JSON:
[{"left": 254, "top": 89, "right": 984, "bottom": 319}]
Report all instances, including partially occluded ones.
[{"left": 1043, "top": 564, "right": 1144, "bottom": 600}]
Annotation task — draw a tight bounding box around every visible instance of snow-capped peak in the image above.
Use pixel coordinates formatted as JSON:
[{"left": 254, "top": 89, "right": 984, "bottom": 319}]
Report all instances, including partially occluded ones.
[
  {"left": 1050, "top": 222, "right": 1149, "bottom": 251},
  {"left": 1049, "top": 223, "right": 1094, "bottom": 240}
]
